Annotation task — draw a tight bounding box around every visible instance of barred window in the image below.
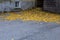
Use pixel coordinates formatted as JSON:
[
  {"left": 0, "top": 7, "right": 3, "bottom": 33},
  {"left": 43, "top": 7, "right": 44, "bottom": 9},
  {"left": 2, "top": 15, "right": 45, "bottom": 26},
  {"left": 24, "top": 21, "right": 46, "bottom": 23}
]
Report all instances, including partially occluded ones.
[
  {"left": 15, "top": 1, "right": 19, "bottom": 7},
  {"left": 46, "top": 0, "right": 56, "bottom": 7}
]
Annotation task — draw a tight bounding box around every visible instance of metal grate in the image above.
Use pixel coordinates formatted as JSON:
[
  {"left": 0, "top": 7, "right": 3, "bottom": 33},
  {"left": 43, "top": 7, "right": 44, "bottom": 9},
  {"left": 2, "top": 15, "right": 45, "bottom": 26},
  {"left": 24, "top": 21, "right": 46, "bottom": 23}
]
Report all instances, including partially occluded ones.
[{"left": 46, "top": 0, "right": 56, "bottom": 7}]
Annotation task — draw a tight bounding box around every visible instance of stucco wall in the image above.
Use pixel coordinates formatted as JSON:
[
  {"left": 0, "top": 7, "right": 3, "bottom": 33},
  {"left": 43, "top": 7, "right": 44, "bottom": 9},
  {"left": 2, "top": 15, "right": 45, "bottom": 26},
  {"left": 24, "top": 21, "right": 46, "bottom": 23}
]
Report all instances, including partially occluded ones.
[
  {"left": 0, "top": 0, "right": 35, "bottom": 11},
  {"left": 22, "top": 0, "right": 35, "bottom": 1},
  {"left": 21, "top": 0, "right": 35, "bottom": 10},
  {"left": 0, "top": 1, "right": 11, "bottom": 11}
]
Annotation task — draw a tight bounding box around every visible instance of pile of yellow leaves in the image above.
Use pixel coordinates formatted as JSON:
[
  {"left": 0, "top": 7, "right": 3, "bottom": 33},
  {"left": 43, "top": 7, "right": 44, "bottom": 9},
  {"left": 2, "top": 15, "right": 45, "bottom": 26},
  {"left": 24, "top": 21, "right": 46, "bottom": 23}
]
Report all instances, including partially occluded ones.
[{"left": 1, "top": 8, "right": 60, "bottom": 23}]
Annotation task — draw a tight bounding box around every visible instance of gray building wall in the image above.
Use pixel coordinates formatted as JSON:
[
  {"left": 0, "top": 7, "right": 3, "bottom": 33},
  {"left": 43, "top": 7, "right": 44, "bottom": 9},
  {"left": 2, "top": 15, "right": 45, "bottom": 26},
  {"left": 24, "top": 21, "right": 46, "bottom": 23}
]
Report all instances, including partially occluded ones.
[
  {"left": 0, "top": 0, "right": 35, "bottom": 11},
  {"left": 21, "top": 1, "right": 35, "bottom": 10},
  {"left": 0, "top": 1, "right": 12, "bottom": 11},
  {"left": 43, "top": 0, "right": 60, "bottom": 13}
]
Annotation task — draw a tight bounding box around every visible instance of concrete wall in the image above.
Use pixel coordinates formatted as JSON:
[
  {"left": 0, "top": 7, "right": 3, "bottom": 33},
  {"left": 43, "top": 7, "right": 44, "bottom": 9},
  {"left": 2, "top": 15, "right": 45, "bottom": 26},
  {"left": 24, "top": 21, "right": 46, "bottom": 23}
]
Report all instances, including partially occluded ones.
[
  {"left": 0, "top": 1, "right": 12, "bottom": 11},
  {"left": 21, "top": 1, "right": 35, "bottom": 10},
  {"left": 0, "top": 0, "right": 35, "bottom": 11},
  {"left": 21, "top": 0, "right": 35, "bottom": 1}
]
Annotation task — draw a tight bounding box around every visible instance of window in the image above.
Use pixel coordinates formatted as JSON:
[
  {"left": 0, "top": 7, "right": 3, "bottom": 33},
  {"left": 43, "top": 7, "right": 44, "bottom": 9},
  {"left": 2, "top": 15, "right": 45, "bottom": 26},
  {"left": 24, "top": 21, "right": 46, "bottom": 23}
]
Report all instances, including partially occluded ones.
[{"left": 15, "top": 1, "right": 19, "bottom": 7}]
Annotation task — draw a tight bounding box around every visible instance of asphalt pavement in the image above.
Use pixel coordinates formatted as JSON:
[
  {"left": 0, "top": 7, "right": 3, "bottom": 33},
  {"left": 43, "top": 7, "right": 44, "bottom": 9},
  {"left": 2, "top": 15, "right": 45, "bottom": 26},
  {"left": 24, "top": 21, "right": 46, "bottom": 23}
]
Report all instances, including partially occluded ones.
[{"left": 0, "top": 20, "right": 60, "bottom": 40}]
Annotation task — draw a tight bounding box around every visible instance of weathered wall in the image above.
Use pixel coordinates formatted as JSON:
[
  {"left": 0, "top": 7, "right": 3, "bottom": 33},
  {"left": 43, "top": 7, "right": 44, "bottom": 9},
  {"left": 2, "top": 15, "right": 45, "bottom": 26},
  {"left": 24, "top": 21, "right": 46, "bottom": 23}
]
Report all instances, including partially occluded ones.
[
  {"left": 56, "top": 0, "right": 60, "bottom": 13},
  {"left": 21, "top": 0, "right": 35, "bottom": 1},
  {"left": 43, "top": 0, "right": 56, "bottom": 12},
  {"left": 43, "top": 0, "right": 60, "bottom": 13},
  {"left": 0, "top": 1, "right": 12, "bottom": 11},
  {"left": 0, "top": 0, "right": 35, "bottom": 11},
  {"left": 21, "top": 0, "right": 35, "bottom": 10}
]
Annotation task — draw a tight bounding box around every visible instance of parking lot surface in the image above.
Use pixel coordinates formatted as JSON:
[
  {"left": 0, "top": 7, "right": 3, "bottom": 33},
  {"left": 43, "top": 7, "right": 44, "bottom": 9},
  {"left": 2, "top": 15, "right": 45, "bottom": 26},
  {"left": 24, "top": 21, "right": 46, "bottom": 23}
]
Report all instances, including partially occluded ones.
[{"left": 0, "top": 20, "right": 60, "bottom": 40}]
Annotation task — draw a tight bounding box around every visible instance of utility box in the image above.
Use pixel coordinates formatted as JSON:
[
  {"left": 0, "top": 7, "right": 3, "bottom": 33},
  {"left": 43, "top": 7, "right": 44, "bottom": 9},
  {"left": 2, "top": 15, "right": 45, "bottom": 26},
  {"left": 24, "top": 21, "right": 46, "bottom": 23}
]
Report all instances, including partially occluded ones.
[{"left": 43, "top": 0, "right": 60, "bottom": 13}]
